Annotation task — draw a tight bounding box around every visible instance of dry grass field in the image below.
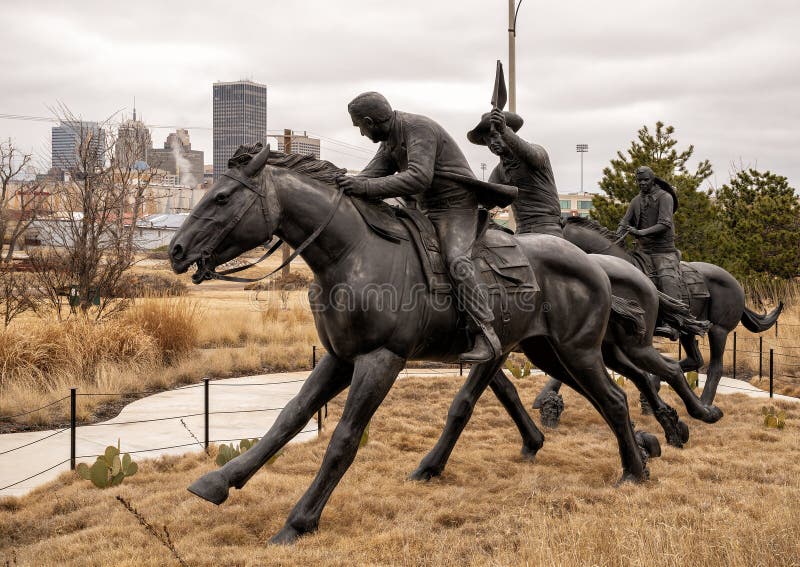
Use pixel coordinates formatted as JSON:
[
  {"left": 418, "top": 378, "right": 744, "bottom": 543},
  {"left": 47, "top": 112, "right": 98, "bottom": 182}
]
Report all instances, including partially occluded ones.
[{"left": 1, "top": 374, "right": 799, "bottom": 567}]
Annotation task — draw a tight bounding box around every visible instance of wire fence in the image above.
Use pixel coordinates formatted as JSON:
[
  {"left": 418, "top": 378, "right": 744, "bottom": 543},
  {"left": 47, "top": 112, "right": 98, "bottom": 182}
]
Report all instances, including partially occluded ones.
[
  {"left": 0, "top": 370, "right": 327, "bottom": 494},
  {"left": 2, "top": 331, "right": 796, "bottom": 494}
]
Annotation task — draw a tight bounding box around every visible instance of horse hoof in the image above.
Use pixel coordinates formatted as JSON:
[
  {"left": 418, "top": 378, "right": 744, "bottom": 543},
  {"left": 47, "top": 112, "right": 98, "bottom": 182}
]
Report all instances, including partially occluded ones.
[
  {"left": 187, "top": 470, "right": 230, "bottom": 505},
  {"left": 408, "top": 464, "right": 441, "bottom": 482},
  {"left": 616, "top": 470, "right": 648, "bottom": 486},
  {"left": 635, "top": 430, "right": 661, "bottom": 459},
  {"left": 520, "top": 445, "right": 539, "bottom": 461},
  {"left": 703, "top": 406, "right": 724, "bottom": 423},
  {"left": 678, "top": 420, "right": 690, "bottom": 444},
  {"left": 270, "top": 525, "right": 305, "bottom": 545}
]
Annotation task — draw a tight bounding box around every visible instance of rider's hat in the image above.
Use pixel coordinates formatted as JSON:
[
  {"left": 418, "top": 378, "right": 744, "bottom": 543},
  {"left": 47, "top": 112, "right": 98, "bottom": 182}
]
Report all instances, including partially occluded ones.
[{"left": 467, "top": 111, "right": 524, "bottom": 145}]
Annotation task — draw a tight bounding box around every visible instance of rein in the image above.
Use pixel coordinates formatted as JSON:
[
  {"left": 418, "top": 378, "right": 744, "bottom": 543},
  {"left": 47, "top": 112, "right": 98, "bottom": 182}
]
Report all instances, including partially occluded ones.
[{"left": 210, "top": 169, "right": 346, "bottom": 283}]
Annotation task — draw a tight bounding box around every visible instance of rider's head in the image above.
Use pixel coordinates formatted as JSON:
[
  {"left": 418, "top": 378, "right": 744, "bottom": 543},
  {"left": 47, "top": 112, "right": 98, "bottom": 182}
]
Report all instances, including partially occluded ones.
[
  {"left": 348, "top": 92, "right": 394, "bottom": 143},
  {"left": 635, "top": 166, "right": 656, "bottom": 194}
]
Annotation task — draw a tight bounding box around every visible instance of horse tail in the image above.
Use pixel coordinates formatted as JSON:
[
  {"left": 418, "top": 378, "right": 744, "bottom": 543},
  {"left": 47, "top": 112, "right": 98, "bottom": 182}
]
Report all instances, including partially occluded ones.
[
  {"left": 740, "top": 302, "right": 783, "bottom": 333},
  {"left": 610, "top": 295, "right": 647, "bottom": 339},
  {"left": 656, "top": 291, "right": 711, "bottom": 336}
]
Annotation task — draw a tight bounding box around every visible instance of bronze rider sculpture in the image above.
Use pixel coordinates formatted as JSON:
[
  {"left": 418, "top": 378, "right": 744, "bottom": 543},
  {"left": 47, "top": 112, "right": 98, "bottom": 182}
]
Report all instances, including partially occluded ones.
[
  {"left": 467, "top": 107, "right": 563, "bottom": 237},
  {"left": 617, "top": 165, "right": 683, "bottom": 338},
  {"left": 336, "top": 92, "right": 511, "bottom": 362}
]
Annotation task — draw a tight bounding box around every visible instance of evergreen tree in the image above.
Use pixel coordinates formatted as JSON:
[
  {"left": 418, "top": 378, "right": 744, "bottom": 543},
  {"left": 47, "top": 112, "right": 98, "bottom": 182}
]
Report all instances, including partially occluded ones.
[
  {"left": 590, "top": 122, "right": 721, "bottom": 262},
  {"left": 714, "top": 168, "right": 800, "bottom": 279}
]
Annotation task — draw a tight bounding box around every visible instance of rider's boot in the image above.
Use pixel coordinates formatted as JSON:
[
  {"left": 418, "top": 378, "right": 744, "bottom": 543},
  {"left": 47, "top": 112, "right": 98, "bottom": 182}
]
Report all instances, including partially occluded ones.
[{"left": 461, "top": 325, "right": 501, "bottom": 363}]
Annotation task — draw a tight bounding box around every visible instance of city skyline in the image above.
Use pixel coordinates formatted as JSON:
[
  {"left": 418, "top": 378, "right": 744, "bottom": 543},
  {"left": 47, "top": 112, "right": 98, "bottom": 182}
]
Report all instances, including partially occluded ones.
[{"left": 2, "top": 1, "right": 799, "bottom": 193}]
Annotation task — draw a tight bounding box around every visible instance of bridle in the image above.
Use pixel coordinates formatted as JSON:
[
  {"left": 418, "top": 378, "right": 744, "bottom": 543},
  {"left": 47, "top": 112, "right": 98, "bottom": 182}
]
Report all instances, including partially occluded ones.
[{"left": 203, "top": 165, "right": 346, "bottom": 283}]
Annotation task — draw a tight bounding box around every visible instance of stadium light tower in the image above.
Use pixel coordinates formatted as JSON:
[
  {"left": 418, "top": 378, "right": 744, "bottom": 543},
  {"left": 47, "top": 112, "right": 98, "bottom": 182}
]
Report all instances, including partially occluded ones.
[{"left": 576, "top": 143, "right": 589, "bottom": 192}]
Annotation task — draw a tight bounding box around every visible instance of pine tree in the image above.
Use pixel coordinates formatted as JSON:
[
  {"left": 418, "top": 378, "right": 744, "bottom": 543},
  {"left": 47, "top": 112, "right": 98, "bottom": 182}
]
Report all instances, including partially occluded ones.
[
  {"left": 714, "top": 168, "right": 800, "bottom": 279},
  {"left": 590, "top": 122, "right": 721, "bottom": 262}
]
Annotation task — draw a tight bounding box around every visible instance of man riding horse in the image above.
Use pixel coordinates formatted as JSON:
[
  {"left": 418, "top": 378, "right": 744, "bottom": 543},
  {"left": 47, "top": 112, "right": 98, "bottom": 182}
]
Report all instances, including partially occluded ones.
[
  {"left": 467, "top": 107, "right": 563, "bottom": 237},
  {"left": 336, "top": 92, "right": 516, "bottom": 363},
  {"left": 617, "top": 166, "right": 684, "bottom": 338}
]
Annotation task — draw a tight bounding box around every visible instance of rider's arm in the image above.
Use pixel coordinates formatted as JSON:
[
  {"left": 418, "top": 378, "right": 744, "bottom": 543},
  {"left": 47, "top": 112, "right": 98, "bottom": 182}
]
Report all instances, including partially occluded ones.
[
  {"left": 362, "top": 124, "right": 437, "bottom": 198},
  {"left": 358, "top": 144, "right": 397, "bottom": 179},
  {"left": 500, "top": 128, "right": 547, "bottom": 170},
  {"left": 616, "top": 200, "right": 637, "bottom": 236}
]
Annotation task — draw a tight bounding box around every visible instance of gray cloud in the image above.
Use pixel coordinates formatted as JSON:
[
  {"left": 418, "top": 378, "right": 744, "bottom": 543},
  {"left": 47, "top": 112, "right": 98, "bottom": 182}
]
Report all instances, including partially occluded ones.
[{"left": 1, "top": 0, "right": 798, "bottom": 193}]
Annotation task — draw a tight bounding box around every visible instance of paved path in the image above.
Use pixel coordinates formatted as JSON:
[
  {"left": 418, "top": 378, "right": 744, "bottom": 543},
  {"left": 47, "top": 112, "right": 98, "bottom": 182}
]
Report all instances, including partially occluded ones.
[{"left": 0, "top": 368, "right": 795, "bottom": 498}]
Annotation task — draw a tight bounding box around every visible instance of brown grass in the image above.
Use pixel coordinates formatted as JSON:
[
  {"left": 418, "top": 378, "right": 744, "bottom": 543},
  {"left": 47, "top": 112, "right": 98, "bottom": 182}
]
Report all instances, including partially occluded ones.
[{"left": 1, "top": 374, "right": 799, "bottom": 566}]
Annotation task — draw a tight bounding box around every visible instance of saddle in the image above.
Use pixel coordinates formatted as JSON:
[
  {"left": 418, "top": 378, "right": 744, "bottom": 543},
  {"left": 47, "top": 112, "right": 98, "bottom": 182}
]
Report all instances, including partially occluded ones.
[
  {"left": 631, "top": 249, "right": 709, "bottom": 307},
  {"left": 351, "top": 197, "right": 539, "bottom": 296}
]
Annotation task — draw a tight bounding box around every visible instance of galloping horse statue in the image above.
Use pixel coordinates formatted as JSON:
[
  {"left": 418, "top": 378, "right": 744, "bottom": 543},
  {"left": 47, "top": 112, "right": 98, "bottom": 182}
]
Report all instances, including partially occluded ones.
[
  {"left": 562, "top": 217, "right": 783, "bottom": 405},
  {"left": 169, "top": 145, "right": 660, "bottom": 544}
]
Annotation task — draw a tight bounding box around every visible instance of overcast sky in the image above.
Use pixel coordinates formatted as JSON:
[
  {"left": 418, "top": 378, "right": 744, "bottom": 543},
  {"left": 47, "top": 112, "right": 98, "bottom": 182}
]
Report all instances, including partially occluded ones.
[{"left": 2, "top": 0, "right": 799, "bottom": 193}]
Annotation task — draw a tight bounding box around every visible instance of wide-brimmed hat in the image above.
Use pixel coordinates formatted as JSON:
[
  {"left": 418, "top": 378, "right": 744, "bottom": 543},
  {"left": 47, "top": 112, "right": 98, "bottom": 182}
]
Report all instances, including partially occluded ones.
[{"left": 467, "top": 111, "right": 524, "bottom": 145}]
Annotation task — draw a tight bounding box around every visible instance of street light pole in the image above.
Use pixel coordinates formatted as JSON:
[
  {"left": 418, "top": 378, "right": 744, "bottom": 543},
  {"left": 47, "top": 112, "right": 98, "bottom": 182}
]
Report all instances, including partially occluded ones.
[
  {"left": 576, "top": 143, "right": 589, "bottom": 192},
  {"left": 508, "top": 1, "right": 522, "bottom": 112},
  {"left": 480, "top": 162, "right": 487, "bottom": 181}
]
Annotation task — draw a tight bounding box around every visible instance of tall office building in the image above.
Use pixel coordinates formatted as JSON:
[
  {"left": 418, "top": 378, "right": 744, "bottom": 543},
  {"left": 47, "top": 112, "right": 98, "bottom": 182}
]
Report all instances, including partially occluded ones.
[
  {"left": 212, "top": 80, "right": 267, "bottom": 180},
  {"left": 51, "top": 121, "right": 106, "bottom": 175},
  {"left": 149, "top": 129, "right": 204, "bottom": 187},
  {"left": 277, "top": 131, "right": 321, "bottom": 159},
  {"left": 116, "top": 107, "right": 152, "bottom": 169}
]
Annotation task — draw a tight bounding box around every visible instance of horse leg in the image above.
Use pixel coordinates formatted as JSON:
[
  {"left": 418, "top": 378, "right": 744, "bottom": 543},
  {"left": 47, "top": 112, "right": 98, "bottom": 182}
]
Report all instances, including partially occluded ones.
[
  {"left": 700, "top": 326, "right": 728, "bottom": 406},
  {"left": 603, "top": 344, "right": 689, "bottom": 448},
  {"left": 628, "top": 344, "right": 723, "bottom": 424},
  {"left": 679, "top": 333, "right": 704, "bottom": 373},
  {"left": 521, "top": 338, "right": 655, "bottom": 484},
  {"left": 188, "top": 353, "right": 354, "bottom": 505},
  {"left": 409, "top": 356, "right": 508, "bottom": 481},
  {"left": 532, "top": 377, "right": 563, "bottom": 409},
  {"left": 488, "top": 369, "right": 545, "bottom": 459},
  {"left": 271, "top": 347, "right": 405, "bottom": 545}
]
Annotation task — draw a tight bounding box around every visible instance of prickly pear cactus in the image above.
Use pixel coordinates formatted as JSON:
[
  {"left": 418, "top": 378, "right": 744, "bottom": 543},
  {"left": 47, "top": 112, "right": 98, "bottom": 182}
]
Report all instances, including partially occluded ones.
[
  {"left": 762, "top": 406, "right": 786, "bottom": 429},
  {"left": 76, "top": 440, "right": 137, "bottom": 488},
  {"left": 215, "top": 438, "right": 262, "bottom": 466}
]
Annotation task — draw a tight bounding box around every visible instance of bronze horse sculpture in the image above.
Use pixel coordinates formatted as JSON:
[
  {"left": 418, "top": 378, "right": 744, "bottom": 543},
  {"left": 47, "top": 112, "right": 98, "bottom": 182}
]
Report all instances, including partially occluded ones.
[
  {"left": 558, "top": 217, "right": 783, "bottom": 406},
  {"left": 169, "top": 145, "right": 660, "bottom": 544}
]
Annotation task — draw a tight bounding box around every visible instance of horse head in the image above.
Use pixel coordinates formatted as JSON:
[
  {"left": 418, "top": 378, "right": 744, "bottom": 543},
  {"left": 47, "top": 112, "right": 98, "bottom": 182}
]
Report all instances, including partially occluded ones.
[{"left": 169, "top": 143, "right": 280, "bottom": 283}]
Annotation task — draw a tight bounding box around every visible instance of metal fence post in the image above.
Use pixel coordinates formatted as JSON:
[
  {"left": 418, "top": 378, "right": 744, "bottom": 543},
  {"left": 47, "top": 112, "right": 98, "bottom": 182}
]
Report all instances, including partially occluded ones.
[
  {"left": 775, "top": 321, "right": 779, "bottom": 338},
  {"left": 203, "top": 378, "right": 210, "bottom": 449},
  {"left": 678, "top": 340, "right": 682, "bottom": 361},
  {"left": 312, "top": 345, "right": 317, "bottom": 369},
  {"left": 759, "top": 336, "right": 763, "bottom": 380},
  {"left": 459, "top": 362, "right": 463, "bottom": 376},
  {"left": 70, "top": 388, "right": 76, "bottom": 470},
  {"left": 769, "top": 349, "right": 774, "bottom": 399},
  {"left": 317, "top": 408, "right": 322, "bottom": 434},
  {"left": 732, "top": 331, "right": 737, "bottom": 380}
]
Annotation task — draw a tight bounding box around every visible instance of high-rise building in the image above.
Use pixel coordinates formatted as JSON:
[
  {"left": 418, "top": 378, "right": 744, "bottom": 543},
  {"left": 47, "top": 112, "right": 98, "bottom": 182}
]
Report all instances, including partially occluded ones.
[
  {"left": 149, "top": 129, "right": 204, "bottom": 187},
  {"left": 51, "top": 121, "right": 106, "bottom": 175},
  {"left": 115, "top": 107, "right": 152, "bottom": 169},
  {"left": 212, "top": 80, "right": 267, "bottom": 180},
  {"left": 277, "top": 131, "right": 321, "bottom": 159}
]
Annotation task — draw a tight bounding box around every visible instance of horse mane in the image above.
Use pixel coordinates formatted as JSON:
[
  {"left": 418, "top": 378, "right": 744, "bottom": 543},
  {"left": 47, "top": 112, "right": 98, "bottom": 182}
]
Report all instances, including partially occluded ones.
[
  {"left": 564, "top": 216, "right": 619, "bottom": 244},
  {"left": 226, "top": 142, "right": 346, "bottom": 187},
  {"left": 266, "top": 151, "right": 346, "bottom": 186}
]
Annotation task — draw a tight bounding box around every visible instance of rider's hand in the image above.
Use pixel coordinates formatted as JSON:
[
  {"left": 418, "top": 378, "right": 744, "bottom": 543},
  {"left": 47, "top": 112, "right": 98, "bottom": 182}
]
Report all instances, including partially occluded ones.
[
  {"left": 628, "top": 227, "right": 643, "bottom": 237},
  {"left": 336, "top": 175, "right": 370, "bottom": 197},
  {"left": 489, "top": 108, "right": 506, "bottom": 131}
]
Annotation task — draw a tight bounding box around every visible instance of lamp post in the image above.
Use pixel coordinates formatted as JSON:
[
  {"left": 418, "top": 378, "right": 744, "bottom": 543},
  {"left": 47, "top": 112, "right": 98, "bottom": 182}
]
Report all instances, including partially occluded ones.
[
  {"left": 576, "top": 143, "right": 589, "bottom": 192},
  {"left": 480, "top": 162, "right": 487, "bottom": 181},
  {"left": 508, "top": 0, "right": 523, "bottom": 112}
]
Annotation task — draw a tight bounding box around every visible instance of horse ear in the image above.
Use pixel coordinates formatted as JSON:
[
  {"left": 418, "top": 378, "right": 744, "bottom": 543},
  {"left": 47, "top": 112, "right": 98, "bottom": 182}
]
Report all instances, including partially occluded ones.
[{"left": 243, "top": 143, "right": 270, "bottom": 176}]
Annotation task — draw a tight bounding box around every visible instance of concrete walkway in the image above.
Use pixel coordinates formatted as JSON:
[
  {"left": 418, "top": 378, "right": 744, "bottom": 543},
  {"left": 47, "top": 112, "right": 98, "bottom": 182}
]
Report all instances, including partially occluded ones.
[{"left": 0, "top": 367, "right": 795, "bottom": 498}]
